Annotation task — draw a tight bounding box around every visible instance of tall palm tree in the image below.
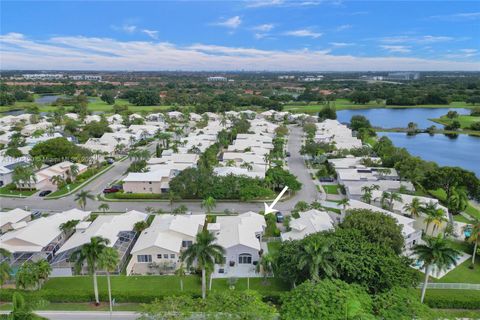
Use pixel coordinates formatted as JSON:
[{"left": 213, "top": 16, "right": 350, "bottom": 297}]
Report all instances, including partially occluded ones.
[
  {"left": 338, "top": 198, "right": 350, "bottom": 211},
  {"left": 297, "top": 238, "right": 336, "bottom": 281},
  {"left": 181, "top": 230, "right": 225, "bottom": 299},
  {"left": 0, "top": 261, "right": 12, "bottom": 289},
  {"left": 69, "top": 164, "right": 79, "bottom": 181},
  {"left": 403, "top": 197, "right": 423, "bottom": 218},
  {"left": 98, "top": 247, "right": 119, "bottom": 316},
  {"left": 466, "top": 219, "right": 480, "bottom": 266},
  {"left": 174, "top": 263, "right": 186, "bottom": 291},
  {"left": 70, "top": 236, "right": 110, "bottom": 305},
  {"left": 201, "top": 196, "right": 217, "bottom": 214},
  {"left": 413, "top": 236, "right": 460, "bottom": 303},
  {"left": 98, "top": 203, "right": 110, "bottom": 213},
  {"left": 448, "top": 187, "right": 469, "bottom": 215},
  {"left": 380, "top": 191, "right": 403, "bottom": 211},
  {"left": 59, "top": 219, "right": 80, "bottom": 237},
  {"left": 256, "top": 253, "right": 274, "bottom": 283},
  {"left": 75, "top": 190, "right": 95, "bottom": 210},
  {"left": 423, "top": 203, "right": 448, "bottom": 236},
  {"left": 50, "top": 175, "right": 65, "bottom": 189},
  {"left": 36, "top": 259, "right": 52, "bottom": 288}
]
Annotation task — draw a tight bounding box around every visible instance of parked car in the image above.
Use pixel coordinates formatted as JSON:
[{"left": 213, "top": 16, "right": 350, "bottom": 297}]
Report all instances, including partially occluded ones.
[
  {"left": 275, "top": 211, "right": 284, "bottom": 223},
  {"left": 319, "top": 177, "right": 335, "bottom": 182},
  {"left": 31, "top": 211, "right": 42, "bottom": 219},
  {"left": 106, "top": 158, "right": 115, "bottom": 164},
  {"left": 111, "top": 184, "right": 123, "bottom": 190},
  {"left": 103, "top": 187, "right": 120, "bottom": 194},
  {"left": 39, "top": 190, "right": 52, "bottom": 197},
  {"left": 286, "top": 152, "right": 291, "bottom": 157}
]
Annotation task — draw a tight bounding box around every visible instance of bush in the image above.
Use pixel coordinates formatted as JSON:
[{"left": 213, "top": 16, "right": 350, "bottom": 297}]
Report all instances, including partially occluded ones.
[
  {"left": 111, "top": 192, "right": 167, "bottom": 200},
  {"left": 423, "top": 290, "right": 480, "bottom": 309}
]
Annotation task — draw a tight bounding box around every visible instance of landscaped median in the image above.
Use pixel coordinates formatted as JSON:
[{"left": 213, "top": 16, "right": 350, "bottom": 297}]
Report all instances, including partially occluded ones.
[{"left": 0, "top": 186, "right": 37, "bottom": 198}]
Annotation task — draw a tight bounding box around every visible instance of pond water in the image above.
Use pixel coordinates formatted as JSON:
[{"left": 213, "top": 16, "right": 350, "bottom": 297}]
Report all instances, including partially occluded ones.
[
  {"left": 34, "top": 95, "right": 66, "bottom": 104},
  {"left": 337, "top": 108, "right": 470, "bottom": 129},
  {"left": 378, "top": 132, "right": 480, "bottom": 177}
]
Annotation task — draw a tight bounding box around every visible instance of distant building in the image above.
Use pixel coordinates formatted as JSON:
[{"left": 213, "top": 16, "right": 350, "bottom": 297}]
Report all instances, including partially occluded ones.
[
  {"left": 69, "top": 75, "right": 102, "bottom": 81},
  {"left": 386, "top": 72, "right": 420, "bottom": 81},
  {"left": 22, "top": 73, "right": 63, "bottom": 80},
  {"left": 300, "top": 75, "right": 324, "bottom": 82},
  {"left": 207, "top": 76, "right": 228, "bottom": 82},
  {"left": 278, "top": 75, "right": 295, "bottom": 80}
]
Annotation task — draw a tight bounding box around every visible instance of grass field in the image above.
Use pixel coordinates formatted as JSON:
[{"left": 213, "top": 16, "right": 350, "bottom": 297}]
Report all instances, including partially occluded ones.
[
  {"left": 284, "top": 100, "right": 474, "bottom": 114},
  {"left": 0, "top": 187, "right": 37, "bottom": 197},
  {"left": 439, "top": 258, "right": 479, "bottom": 284},
  {"left": 40, "top": 275, "right": 289, "bottom": 296},
  {"left": 430, "top": 115, "right": 480, "bottom": 129},
  {"left": 322, "top": 184, "right": 340, "bottom": 195}
]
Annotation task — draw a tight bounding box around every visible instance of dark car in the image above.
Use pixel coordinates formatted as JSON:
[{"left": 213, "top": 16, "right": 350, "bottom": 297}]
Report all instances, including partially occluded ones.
[
  {"left": 39, "top": 190, "right": 52, "bottom": 197},
  {"left": 31, "top": 211, "right": 42, "bottom": 219},
  {"left": 106, "top": 158, "right": 115, "bottom": 164},
  {"left": 319, "top": 177, "right": 335, "bottom": 182},
  {"left": 103, "top": 187, "right": 120, "bottom": 194},
  {"left": 286, "top": 152, "right": 291, "bottom": 157},
  {"left": 275, "top": 211, "right": 284, "bottom": 223}
]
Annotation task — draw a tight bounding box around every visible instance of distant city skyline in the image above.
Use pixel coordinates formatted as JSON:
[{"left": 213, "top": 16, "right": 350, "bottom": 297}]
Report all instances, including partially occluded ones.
[{"left": 1, "top": 0, "right": 479, "bottom": 71}]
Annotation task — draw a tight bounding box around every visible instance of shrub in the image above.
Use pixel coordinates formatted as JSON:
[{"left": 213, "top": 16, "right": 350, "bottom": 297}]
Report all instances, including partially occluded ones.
[
  {"left": 423, "top": 290, "right": 480, "bottom": 309},
  {"left": 112, "top": 192, "right": 167, "bottom": 200}
]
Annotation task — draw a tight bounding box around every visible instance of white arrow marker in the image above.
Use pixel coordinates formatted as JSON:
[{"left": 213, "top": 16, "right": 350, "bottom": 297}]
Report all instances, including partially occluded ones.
[{"left": 264, "top": 186, "right": 289, "bottom": 215}]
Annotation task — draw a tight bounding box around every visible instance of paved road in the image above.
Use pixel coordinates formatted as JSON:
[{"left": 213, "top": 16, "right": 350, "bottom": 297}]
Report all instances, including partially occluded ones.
[
  {"left": 0, "top": 311, "right": 139, "bottom": 320},
  {"left": 0, "top": 126, "right": 320, "bottom": 214}
]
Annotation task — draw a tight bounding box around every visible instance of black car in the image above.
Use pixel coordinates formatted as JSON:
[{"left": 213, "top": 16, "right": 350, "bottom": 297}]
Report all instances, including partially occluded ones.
[
  {"left": 39, "top": 190, "right": 52, "bottom": 197},
  {"left": 286, "top": 152, "right": 291, "bottom": 157},
  {"left": 275, "top": 211, "right": 284, "bottom": 223}
]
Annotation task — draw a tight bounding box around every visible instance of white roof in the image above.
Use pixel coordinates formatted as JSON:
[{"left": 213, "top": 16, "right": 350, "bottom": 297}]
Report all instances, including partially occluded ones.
[
  {"left": 213, "top": 166, "right": 265, "bottom": 179},
  {"left": 0, "top": 209, "right": 31, "bottom": 227},
  {"left": 123, "top": 169, "right": 172, "bottom": 182},
  {"left": 214, "top": 212, "right": 266, "bottom": 250},
  {"left": 131, "top": 214, "right": 205, "bottom": 253},
  {"left": 0, "top": 209, "right": 90, "bottom": 253},
  {"left": 57, "top": 210, "right": 147, "bottom": 253},
  {"left": 281, "top": 209, "right": 334, "bottom": 241},
  {"left": 371, "top": 190, "right": 448, "bottom": 216}
]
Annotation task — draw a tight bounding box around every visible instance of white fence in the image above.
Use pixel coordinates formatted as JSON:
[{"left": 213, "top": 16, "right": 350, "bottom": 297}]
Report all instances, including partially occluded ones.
[{"left": 418, "top": 283, "right": 480, "bottom": 290}]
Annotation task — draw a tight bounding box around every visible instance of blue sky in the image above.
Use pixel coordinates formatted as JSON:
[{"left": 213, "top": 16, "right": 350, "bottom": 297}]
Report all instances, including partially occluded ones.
[{"left": 1, "top": 0, "right": 479, "bottom": 71}]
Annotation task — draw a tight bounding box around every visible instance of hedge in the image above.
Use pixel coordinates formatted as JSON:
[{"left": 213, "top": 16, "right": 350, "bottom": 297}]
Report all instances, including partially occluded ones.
[
  {"left": 423, "top": 289, "right": 480, "bottom": 310},
  {"left": 110, "top": 192, "right": 167, "bottom": 200}
]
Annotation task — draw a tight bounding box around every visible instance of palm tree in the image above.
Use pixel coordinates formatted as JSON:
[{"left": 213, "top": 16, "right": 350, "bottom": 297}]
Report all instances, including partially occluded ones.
[
  {"left": 98, "top": 247, "right": 119, "bottom": 316},
  {"left": 181, "top": 230, "right": 225, "bottom": 299},
  {"left": 0, "top": 261, "right": 12, "bottom": 289},
  {"left": 36, "top": 259, "right": 52, "bottom": 288},
  {"left": 31, "top": 157, "right": 43, "bottom": 171},
  {"left": 98, "top": 203, "right": 110, "bottom": 213},
  {"left": 297, "top": 238, "right": 336, "bottom": 281},
  {"left": 256, "top": 253, "right": 274, "bottom": 283},
  {"left": 423, "top": 203, "right": 448, "bottom": 236},
  {"left": 225, "top": 159, "right": 236, "bottom": 167},
  {"left": 174, "top": 262, "right": 186, "bottom": 291},
  {"left": 466, "top": 219, "right": 480, "bottom": 266},
  {"left": 380, "top": 191, "right": 403, "bottom": 211},
  {"left": 338, "top": 198, "right": 350, "bottom": 211},
  {"left": 69, "top": 164, "right": 79, "bottom": 181},
  {"left": 75, "top": 190, "right": 95, "bottom": 210},
  {"left": 360, "top": 185, "right": 379, "bottom": 204},
  {"left": 240, "top": 162, "right": 253, "bottom": 171},
  {"left": 70, "top": 236, "right": 110, "bottom": 305},
  {"left": 59, "top": 219, "right": 80, "bottom": 236},
  {"left": 403, "top": 197, "right": 423, "bottom": 219},
  {"left": 50, "top": 175, "right": 65, "bottom": 189},
  {"left": 448, "top": 187, "right": 469, "bottom": 215},
  {"left": 133, "top": 221, "right": 149, "bottom": 233},
  {"left": 201, "top": 196, "right": 217, "bottom": 214},
  {"left": 413, "top": 236, "right": 460, "bottom": 303}
]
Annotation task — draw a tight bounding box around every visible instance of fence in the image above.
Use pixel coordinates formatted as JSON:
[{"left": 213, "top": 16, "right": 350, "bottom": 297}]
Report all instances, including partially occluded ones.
[{"left": 418, "top": 283, "right": 480, "bottom": 290}]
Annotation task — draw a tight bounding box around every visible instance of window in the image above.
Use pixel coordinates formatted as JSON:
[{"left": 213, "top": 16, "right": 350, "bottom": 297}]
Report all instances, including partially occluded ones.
[
  {"left": 157, "top": 254, "right": 162, "bottom": 259},
  {"left": 170, "top": 254, "right": 175, "bottom": 259},
  {"left": 137, "top": 255, "right": 152, "bottom": 263},
  {"left": 238, "top": 253, "right": 252, "bottom": 264},
  {"left": 182, "top": 240, "right": 193, "bottom": 248},
  {"left": 163, "top": 254, "right": 168, "bottom": 259}
]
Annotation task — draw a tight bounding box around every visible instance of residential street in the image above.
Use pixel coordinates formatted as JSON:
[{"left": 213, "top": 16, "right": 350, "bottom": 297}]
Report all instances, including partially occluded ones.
[{"left": 0, "top": 126, "right": 320, "bottom": 214}]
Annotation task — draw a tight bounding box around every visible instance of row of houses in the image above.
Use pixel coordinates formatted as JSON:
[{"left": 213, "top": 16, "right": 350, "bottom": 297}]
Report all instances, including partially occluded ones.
[{"left": 314, "top": 119, "right": 363, "bottom": 150}]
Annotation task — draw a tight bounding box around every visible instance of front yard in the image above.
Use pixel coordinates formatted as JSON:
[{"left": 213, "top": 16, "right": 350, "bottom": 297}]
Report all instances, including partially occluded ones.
[
  {"left": 322, "top": 184, "right": 340, "bottom": 195},
  {"left": 0, "top": 186, "right": 37, "bottom": 197}
]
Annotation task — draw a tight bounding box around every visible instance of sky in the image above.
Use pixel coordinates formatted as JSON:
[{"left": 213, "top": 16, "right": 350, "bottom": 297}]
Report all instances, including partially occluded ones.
[{"left": 1, "top": 0, "right": 479, "bottom": 71}]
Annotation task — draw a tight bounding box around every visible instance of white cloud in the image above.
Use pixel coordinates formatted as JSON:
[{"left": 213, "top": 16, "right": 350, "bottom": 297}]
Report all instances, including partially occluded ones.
[
  {"left": 1, "top": 33, "right": 479, "bottom": 71},
  {"left": 330, "top": 42, "right": 354, "bottom": 47},
  {"left": 252, "top": 24, "right": 274, "bottom": 32},
  {"left": 245, "top": 0, "right": 327, "bottom": 8},
  {"left": 380, "top": 45, "right": 411, "bottom": 53},
  {"left": 215, "top": 16, "right": 242, "bottom": 29},
  {"left": 381, "top": 35, "right": 454, "bottom": 44},
  {"left": 141, "top": 29, "right": 158, "bottom": 39},
  {"left": 245, "top": 0, "right": 284, "bottom": 8},
  {"left": 284, "top": 29, "right": 322, "bottom": 38},
  {"left": 429, "top": 12, "right": 480, "bottom": 21},
  {"left": 122, "top": 24, "right": 137, "bottom": 33},
  {"left": 336, "top": 24, "right": 351, "bottom": 31},
  {"left": 445, "top": 48, "right": 478, "bottom": 59}
]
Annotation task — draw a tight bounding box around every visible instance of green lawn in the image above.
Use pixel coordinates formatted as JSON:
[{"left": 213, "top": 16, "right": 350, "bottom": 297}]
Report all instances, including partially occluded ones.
[
  {"left": 0, "top": 187, "right": 37, "bottom": 197},
  {"left": 0, "top": 302, "right": 141, "bottom": 312},
  {"left": 40, "top": 275, "right": 289, "bottom": 297},
  {"left": 284, "top": 99, "right": 473, "bottom": 114},
  {"left": 439, "top": 258, "right": 479, "bottom": 284},
  {"left": 322, "top": 184, "right": 340, "bottom": 195},
  {"left": 430, "top": 115, "right": 480, "bottom": 129},
  {"left": 45, "top": 182, "right": 82, "bottom": 198}
]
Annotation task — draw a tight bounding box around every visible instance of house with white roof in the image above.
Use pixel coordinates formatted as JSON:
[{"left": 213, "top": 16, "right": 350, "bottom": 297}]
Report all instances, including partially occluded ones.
[
  {"left": 146, "top": 113, "right": 165, "bottom": 122},
  {"left": 213, "top": 166, "right": 264, "bottom": 179},
  {"left": 0, "top": 209, "right": 32, "bottom": 234},
  {"left": 51, "top": 210, "right": 147, "bottom": 275},
  {"left": 0, "top": 156, "right": 30, "bottom": 187},
  {"left": 127, "top": 214, "right": 206, "bottom": 275},
  {"left": 107, "top": 114, "right": 123, "bottom": 124},
  {"left": 15, "top": 161, "right": 87, "bottom": 191},
  {"left": 84, "top": 115, "right": 102, "bottom": 124},
  {"left": 344, "top": 199, "right": 422, "bottom": 249},
  {"left": 208, "top": 212, "right": 266, "bottom": 278},
  {"left": 21, "top": 122, "right": 52, "bottom": 136},
  {"left": 281, "top": 209, "right": 335, "bottom": 241},
  {"left": 167, "top": 111, "right": 184, "bottom": 120},
  {"left": 328, "top": 156, "right": 382, "bottom": 169},
  {"left": 0, "top": 209, "right": 90, "bottom": 264},
  {"left": 315, "top": 119, "right": 363, "bottom": 150},
  {"left": 123, "top": 169, "right": 174, "bottom": 194}
]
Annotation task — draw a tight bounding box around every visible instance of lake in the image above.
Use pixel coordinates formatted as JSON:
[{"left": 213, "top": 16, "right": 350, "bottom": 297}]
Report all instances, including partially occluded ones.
[
  {"left": 337, "top": 108, "right": 470, "bottom": 129},
  {"left": 35, "top": 95, "right": 66, "bottom": 104},
  {"left": 378, "top": 132, "right": 480, "bottom": 177}
]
